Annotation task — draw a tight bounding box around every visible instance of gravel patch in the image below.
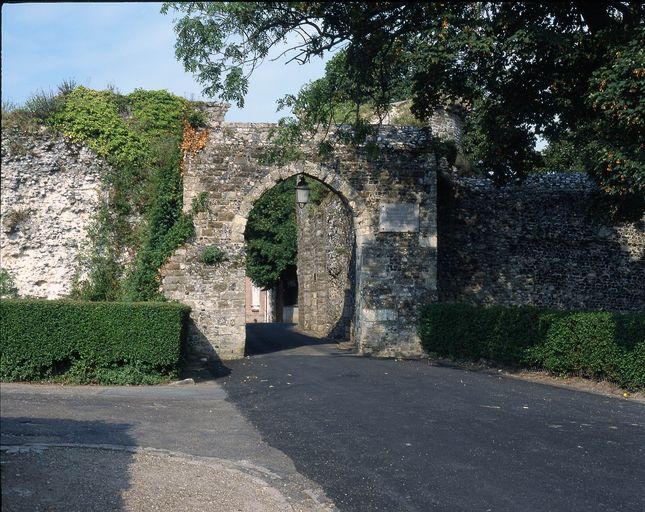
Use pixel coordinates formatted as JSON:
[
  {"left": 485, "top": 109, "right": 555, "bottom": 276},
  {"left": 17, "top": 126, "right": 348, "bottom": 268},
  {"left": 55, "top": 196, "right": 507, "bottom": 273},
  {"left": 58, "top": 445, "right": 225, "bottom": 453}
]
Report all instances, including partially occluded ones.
[{"left": 1, "top": 445, "right": 336, "bottom": 512}]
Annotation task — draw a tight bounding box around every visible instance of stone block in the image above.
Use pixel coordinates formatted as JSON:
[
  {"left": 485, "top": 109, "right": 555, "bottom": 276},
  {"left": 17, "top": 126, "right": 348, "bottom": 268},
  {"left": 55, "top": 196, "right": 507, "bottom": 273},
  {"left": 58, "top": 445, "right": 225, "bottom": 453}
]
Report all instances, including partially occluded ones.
[{"left": 361, "top": 308, "right": 398, "bottom": 322}]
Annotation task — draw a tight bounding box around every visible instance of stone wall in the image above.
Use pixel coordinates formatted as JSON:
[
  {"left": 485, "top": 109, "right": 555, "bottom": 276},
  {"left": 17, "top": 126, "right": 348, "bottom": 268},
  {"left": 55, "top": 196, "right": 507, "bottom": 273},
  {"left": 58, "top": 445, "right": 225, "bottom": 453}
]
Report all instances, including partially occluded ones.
[
  {"left": 1, "top": 128, "right": 107, "bottom": 298},
  {"left": 437, "top": 173, "right": 645, "bottom": 311},
  {"left": 297, "top": 191, "right": 355, "bottom": 340},
  {"left": 376, "top": 101, "right": 465, "bottom": 146},
  {"left": 9, "top": 100, "right": 642, "bottom": 365},
  {"left": 160, "top": 103, "right": 439, "bottom": 360}
]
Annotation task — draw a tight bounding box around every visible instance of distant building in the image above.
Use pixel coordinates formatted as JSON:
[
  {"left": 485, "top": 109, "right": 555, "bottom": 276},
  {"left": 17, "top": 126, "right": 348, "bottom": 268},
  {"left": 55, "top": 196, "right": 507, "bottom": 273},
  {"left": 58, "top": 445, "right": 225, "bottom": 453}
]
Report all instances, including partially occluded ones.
[
  {"left": 244, "top": 266, "right": 299, "bottom": 324},
  {"left": 244, "top": 277, "right": 272, "bottom": 323}
]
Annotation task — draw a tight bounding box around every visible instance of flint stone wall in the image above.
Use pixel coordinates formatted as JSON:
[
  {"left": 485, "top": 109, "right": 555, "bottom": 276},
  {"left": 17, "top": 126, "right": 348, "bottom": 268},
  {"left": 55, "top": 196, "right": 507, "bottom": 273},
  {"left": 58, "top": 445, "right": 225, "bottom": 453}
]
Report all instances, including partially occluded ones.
[
  {"left": 160, "top": 103, "right": 440, "bottom": 360},
  {"left": 437, "top": 173, "right": 645, "bottom": 311},
  {"left": 3, "top": 103, "right": 642, "bottom": 366},
  {"left": 297, "top": 191, "right": 355, "bottom": 340},
  {"left": 0, "top": 128, "right": 106, "bottom": 298}
]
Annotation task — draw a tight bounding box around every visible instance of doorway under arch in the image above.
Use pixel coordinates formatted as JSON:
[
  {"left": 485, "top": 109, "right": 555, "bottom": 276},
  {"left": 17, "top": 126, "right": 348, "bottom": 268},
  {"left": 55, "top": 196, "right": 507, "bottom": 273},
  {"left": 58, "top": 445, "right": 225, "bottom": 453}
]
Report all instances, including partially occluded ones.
[{"left": 241, "top": 167, "right": 360, "bottom": 355}]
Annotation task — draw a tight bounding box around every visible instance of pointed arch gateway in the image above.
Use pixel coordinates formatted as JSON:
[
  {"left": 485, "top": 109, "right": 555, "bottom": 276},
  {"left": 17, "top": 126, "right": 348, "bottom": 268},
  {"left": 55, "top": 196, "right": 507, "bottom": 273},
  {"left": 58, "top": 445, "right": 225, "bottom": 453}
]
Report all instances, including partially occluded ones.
[
  {"left": 231, "top": 160, "right": 372, "bottom": 246},
  {"left": 161, "top": 104, "right": 439, "bottom": 361},
  {"left": 240, "top": 163, "right": 366, "bottom": 348}
]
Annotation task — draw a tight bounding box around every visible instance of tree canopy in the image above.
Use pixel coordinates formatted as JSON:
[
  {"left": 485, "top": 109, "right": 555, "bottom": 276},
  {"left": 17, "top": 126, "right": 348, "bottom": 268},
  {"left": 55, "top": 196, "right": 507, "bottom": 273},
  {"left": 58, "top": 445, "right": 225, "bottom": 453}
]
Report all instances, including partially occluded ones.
[
  {"left": 244, "top": 177, "right": 297, "bottom": 288},
  {"left": 162, "top": 2, "right": 644, "bottom": 217}
]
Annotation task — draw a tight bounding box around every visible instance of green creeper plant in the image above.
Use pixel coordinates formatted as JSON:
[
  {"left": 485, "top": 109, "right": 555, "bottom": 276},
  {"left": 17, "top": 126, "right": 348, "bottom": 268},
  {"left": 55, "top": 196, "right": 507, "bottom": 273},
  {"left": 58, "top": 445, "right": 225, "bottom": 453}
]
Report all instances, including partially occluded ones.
[{"left": 46, "top": 86, "right": 203, "bottom": 301}]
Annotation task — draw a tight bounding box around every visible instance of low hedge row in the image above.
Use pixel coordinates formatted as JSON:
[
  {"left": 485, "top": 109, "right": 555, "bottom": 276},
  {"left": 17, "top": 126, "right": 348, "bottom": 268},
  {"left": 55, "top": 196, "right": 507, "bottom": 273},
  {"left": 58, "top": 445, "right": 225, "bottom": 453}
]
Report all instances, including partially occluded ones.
[
  {"left": 0, "top": 299, "right": 190, "bottom": 384},
  {"left": 419, "top": 303, "right": 645, "bottom": 390}
]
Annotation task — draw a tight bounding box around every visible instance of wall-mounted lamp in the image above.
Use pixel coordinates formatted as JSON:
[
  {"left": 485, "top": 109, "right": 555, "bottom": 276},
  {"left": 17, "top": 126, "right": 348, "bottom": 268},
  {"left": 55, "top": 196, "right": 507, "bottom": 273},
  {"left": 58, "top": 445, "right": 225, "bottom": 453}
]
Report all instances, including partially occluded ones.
[{"left": 295, "top": 174, "right": 310, "bottom": 209}]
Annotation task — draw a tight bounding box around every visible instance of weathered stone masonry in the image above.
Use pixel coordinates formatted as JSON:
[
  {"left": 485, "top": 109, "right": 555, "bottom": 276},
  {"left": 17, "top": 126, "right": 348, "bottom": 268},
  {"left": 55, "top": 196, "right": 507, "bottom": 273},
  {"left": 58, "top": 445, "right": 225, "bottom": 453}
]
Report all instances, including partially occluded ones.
[
  {"left": 297, "top": 191, "right": 355, "bottom": 340},
  {"left": 438, "top": 173, "right": 645, "bottom": 311},
  {"left": 0, "top": 129, "right": 106, "bottom": 298},
  {"left": 3, "top": 103, "right": 642, "bottom": 363},
  {"left": 160, "top": 104, "right": 439, "bottom": 359}
]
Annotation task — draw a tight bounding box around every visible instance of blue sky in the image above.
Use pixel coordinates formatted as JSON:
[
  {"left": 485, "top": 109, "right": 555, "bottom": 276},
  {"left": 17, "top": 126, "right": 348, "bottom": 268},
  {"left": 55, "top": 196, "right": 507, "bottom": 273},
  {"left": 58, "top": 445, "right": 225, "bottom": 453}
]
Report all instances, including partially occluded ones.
[{"left": 1, "top": 2, "right": 333, "bottom": 122}]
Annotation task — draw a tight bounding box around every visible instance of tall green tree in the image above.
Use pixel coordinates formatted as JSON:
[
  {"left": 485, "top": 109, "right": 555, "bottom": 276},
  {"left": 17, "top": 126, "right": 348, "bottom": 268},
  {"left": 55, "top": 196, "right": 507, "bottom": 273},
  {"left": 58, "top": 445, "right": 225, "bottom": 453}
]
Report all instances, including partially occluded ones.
[
  {"left": 244, "top": 177, "right": 297, "bottom": 288},
  {"left": 163, "top": 2, "right": 644, "bottom": 217}
]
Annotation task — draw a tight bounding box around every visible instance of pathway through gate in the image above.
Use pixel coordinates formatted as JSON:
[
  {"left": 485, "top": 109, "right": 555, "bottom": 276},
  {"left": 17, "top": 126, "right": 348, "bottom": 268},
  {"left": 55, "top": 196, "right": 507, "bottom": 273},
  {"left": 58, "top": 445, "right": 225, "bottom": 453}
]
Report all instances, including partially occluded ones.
[{"left": 161, "top": 103, "right": 445, "bottom": 360}]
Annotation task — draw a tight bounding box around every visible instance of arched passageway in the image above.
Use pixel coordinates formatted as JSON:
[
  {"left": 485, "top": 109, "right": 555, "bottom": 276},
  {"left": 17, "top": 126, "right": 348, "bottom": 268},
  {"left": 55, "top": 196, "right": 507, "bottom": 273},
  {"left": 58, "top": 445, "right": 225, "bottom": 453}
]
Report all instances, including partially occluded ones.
[
  {"left": 243, "top": 174, "right": 357, "bottom": 354},
  {"left": 161, "top": 104, "right": 439, "bottom": 361}
]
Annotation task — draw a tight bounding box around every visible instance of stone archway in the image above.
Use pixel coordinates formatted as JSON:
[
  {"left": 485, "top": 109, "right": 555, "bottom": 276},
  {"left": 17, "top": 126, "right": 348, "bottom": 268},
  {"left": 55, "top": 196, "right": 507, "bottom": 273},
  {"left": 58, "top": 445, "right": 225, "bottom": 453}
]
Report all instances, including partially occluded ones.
[
  {"left": 230, "top": 161, "right": 371, "bottom": 245},
  {"left": 161, "top": 103, "right": 440, "bottom": 361},
  {"left": 240, "top": 166, "right": 363, "bottom": 347},
  {"left": 234, "top": 165, "right": 372, "bottom": 352}
]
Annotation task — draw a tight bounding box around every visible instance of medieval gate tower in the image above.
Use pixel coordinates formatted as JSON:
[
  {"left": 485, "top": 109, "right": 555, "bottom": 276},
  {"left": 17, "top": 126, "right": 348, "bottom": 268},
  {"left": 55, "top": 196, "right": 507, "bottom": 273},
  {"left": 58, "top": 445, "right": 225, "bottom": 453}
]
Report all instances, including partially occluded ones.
[{"left": 160, "top": 103, "right": 462, "bottom": 360}]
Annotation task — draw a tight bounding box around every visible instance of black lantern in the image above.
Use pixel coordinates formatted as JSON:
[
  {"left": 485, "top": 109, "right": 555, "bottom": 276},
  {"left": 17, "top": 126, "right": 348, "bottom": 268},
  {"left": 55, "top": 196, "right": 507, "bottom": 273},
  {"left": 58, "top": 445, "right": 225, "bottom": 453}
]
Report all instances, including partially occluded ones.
[{"left": 295, "top": 174, "right": 310, "bottom": 209}]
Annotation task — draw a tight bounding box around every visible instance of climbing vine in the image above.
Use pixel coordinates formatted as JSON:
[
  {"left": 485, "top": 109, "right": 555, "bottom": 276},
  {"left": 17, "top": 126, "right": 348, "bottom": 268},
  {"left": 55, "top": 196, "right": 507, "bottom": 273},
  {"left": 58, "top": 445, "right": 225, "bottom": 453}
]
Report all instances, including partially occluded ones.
[{"left": 47, "top": 86, "right": 206, "bottom": 301}]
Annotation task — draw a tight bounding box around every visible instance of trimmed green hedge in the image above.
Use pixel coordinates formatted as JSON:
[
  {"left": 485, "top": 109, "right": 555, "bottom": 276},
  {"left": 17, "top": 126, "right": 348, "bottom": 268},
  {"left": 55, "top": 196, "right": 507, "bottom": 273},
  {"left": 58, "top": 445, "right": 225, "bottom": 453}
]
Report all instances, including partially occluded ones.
[
  {"left": 419, "top": 303, "right": 645, "bottom": 391},
  {"left": 0, "top": 299, "right": 190, "bottom": 384}
]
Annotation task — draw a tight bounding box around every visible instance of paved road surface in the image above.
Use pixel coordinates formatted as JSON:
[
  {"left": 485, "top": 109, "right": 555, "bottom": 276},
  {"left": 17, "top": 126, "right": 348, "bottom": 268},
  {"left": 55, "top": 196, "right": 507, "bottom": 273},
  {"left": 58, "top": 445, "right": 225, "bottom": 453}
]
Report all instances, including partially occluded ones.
[
  {"left": 226, "top": 323, "right": 645, "bottom": 511},
  {"left": 2, "top": 323, "right": 644, "bottom": 511}
]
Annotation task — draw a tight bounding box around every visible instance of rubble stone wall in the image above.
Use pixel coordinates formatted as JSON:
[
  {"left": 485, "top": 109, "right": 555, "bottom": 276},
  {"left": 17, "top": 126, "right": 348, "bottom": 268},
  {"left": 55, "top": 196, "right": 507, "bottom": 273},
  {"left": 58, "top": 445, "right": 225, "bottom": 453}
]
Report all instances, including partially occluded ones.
[
  {"left": 0, "top": 128, "right": 107, "bottom": 298},
  {"left": 297, "top": 191, "right": 355, "bottom": 340},
  {"left": 437, "top": 173, "right": 645, "bottom": 311},
  {"left": 9, "top": 103, "right": 641, "bottom": 364},
  {"left": 160, "top": 104, "right": 439, "bottom": 360}
]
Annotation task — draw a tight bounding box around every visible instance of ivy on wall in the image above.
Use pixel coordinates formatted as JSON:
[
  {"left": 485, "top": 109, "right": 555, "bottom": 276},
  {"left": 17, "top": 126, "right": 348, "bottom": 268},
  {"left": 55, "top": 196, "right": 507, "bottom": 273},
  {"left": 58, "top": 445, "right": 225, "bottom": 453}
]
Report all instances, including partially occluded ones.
[{"left": 45, "top": 86, "right": 206, "bottom": 301}]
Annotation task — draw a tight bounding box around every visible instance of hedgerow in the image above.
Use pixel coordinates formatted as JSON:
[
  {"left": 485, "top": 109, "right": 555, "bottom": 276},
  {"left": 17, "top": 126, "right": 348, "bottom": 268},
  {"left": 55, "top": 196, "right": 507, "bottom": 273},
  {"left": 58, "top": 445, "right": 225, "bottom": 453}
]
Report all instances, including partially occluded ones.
[
  {"left": 0, "top": 299, "right": 190, "bottom": 384},
  {"left": 419, "top": 303, "right": 645, "bottom": 391}
]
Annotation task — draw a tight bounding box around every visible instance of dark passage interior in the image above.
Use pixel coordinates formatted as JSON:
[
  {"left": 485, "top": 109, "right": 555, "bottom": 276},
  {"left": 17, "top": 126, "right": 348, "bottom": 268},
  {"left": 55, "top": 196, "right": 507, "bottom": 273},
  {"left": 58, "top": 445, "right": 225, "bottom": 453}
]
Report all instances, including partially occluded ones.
[{"left": 244, "top": 175, "right": 356, "bottom": 347}]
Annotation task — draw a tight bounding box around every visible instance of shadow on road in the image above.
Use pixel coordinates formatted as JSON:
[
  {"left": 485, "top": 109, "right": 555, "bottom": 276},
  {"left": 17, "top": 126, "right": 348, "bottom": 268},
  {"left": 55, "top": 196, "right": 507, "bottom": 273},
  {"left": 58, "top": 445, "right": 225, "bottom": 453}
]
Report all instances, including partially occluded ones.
[
  {"left": 181, "top": 323, "right": 349, "bottom": 382},
  {"left": 245, "top": 322, "right": 341, "bottom": 356},
  {"left": 1, "top": 417, "right": 135, "bottom": 511}
]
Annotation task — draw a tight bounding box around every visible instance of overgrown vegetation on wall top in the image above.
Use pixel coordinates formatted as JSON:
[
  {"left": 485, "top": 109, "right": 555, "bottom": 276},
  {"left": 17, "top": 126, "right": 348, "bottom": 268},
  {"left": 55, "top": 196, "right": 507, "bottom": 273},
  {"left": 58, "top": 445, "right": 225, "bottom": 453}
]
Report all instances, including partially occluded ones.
[{"left": 3, "top": 84, "right": 206, "bottom": 301}]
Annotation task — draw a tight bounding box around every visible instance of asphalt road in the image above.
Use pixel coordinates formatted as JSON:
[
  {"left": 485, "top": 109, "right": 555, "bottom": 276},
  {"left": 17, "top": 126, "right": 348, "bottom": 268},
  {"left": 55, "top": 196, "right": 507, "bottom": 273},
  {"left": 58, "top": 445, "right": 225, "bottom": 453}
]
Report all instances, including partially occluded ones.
[
  {"left": 2, "top": 323, "right": 644, "bottom": 512},
  {"left": 223, "top": 323, "right": 645, "bottom": 512},
  {"left": 0, "top": 365, "right": 335, "bottom": 510}
]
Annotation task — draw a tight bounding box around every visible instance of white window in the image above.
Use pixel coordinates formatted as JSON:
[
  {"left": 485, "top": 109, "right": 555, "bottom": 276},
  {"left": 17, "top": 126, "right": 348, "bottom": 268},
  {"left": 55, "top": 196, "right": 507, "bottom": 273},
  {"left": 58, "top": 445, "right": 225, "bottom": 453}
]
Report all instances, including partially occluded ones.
[{"left": 251, "top": 284, "right": 261, "bottom": 311}]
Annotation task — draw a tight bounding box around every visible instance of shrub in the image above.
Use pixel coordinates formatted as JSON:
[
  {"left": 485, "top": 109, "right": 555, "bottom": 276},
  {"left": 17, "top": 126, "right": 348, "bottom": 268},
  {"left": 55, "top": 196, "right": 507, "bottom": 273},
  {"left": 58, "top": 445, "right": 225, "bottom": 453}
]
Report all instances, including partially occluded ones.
[
  {"left": 57, "top": 78, "right": 79, "bottom": 96},
  {"left": 419, "top": 303, "right": 645, "bottom": 390},
  {"left": 24, "top": 89, "right": 64, "bottom": 122},
  {"left": 527, "top": 312, "right": 645, "bottom": 390},
  {"left": 201, "top": 245, "right": 226, "bottom": 266},
  {"left": 527, "top": 313, "right": 619, "bottom": 379},
  {"left": 1, "top": 101, "right": 33, "bottom": 134},
  {"left": 191, "top": 191, "right": 209, "bottom": 214},
  {"left": 0, "top": 299, "right": 190, "bottom": 384},
  {"left": 418, "top": 303, "right": 547, "bottom": 366},
  {"left": 0, "top": 269, "right": 18, "bottom": 299},
  {"left": 49, "top": 86, "right": 149, "bottom": 168}
]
